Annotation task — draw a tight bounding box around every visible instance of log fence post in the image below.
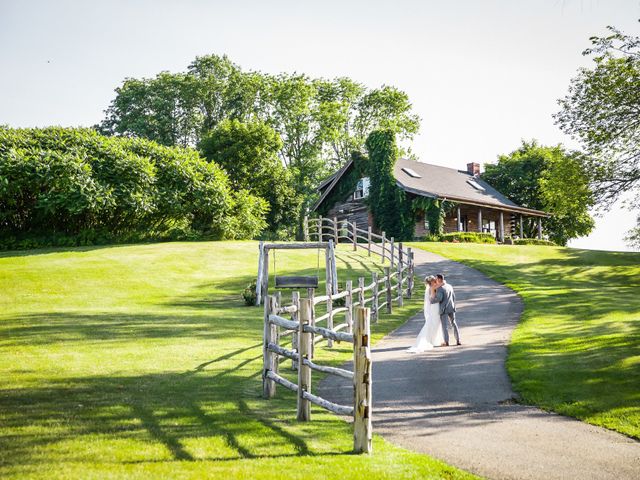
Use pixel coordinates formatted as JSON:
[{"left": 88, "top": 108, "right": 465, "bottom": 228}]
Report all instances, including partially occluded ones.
[
  {"left": 390, "top": 237, "right": 395, "bottom": 268},
  {"left": 381, "top": 231, "right": 386, "bottom": 263},
  {"left": 263, "top": 295, "right": 278, "bottom": 398},
  {"left": 303, "top": 216, "right": 309, "bottom": 242},
  {"left": 371, "top": 272, "right": 379, "bottom": 323},
  {"left": 291, "top": 291, "right": 300, "bottom": 370},
  {"left": 367, "top": 226, "right": 372, "bottom": 257},
  {"left": 333, "top": 216, "right": 339, "bottom": 245},
  {"left": 353, "top": 306, "right": 372, "bottom": 454},
  {"left": 329, "top": 240, "right": 338, "bottom": 294},
  {"left": 259, "top": 247, "right": 269, "bottom": 307},
  {"left": 358, "top": 277, "right": 365, "bottom": 309},
  {"left": 324, "top": 242, "right": 333, "bottom": 348},
  {"left": 352, "top": 220, "right": 357, "bottom": 251},
  {"left": 256, "top": 241, "right": 264, "bottom": 306},
  {"left": 346, "top": 280, "right": 353, "bottom": 333},
  {"left": 297, "top": 298, "right": 312, "bottom": 421},
  {"left": 397, "top": 261, "right": 404, "bottom": 307},
  {"left": 319, "top": 216, "right": 323, "bottom": 241},
  {"left": 385, "top": 267, "right": 392, "bottom": 314},
  {"left": 307, "top": 287, "right": 315, "bottom": 359}
]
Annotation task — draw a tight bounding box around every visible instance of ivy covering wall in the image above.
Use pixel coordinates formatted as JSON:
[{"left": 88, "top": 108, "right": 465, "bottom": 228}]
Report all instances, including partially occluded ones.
[
  {"left": 365, "top": 130, "right": 414, "bottom": 240},
  {"left": 412, "top": 196, "right": 449, "bottom": 235}
]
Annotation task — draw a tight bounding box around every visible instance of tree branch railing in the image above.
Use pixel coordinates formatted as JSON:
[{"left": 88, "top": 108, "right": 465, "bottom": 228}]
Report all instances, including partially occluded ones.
[
  {"left": 259, "top": 216, "right": 418, "bottom": 455},
  {"left": 304, "top": 215, "right": 414, "bottom": 274},
  {"left": 263, "top": 294, "right": 371, "bottom": 453}
]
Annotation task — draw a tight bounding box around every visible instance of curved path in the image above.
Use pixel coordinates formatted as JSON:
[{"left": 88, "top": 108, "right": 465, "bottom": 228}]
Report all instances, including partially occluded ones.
[{"left": 320, "top": 248, "right": 640, "bottom": 479}]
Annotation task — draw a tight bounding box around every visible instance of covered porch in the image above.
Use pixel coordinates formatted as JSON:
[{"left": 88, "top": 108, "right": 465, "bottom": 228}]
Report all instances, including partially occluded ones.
[{"left": 415, "top": 202, "right": 547, "bottom": 242}]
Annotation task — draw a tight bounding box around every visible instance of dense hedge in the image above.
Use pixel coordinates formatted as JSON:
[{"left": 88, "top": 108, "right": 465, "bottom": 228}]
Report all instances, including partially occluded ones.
[
  {"left": 513, "top": 238, "right": 556, "bottom": 246},
  {"left": 440, "top": 232, "right": 497, "bottom": 243},
  {"left": 0, "top": 127, "right": 267, "bottom": 249}
]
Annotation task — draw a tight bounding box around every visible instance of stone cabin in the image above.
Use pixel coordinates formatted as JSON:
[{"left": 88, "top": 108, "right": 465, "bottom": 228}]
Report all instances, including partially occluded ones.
[{"left": 312, "top": 158, "right": 548, "bottom": 241}]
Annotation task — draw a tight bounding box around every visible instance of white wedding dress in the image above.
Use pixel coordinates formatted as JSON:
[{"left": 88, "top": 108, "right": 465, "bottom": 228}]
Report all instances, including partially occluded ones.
[{"left": 407, "top": 289, "right": 445, "bottom": 352}]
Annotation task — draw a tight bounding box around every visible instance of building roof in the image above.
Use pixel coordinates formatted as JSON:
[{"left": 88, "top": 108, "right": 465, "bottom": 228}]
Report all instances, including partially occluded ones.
[{"left": 314, "top": 158, "right": 548, "bottom": 217}]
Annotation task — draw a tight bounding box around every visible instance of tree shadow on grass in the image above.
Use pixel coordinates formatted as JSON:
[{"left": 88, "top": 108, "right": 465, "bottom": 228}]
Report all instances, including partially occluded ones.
[
  {"left": 0, "top": 366, "right": 350, "bottom": 470},
  {"left": 1, "top": 311, "right": 259, "bottom": 347}
]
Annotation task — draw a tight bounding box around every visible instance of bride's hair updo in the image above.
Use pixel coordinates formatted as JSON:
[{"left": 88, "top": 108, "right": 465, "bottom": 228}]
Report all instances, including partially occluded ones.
[{"left": 424, "top": 275, "right": 436, "bottom": 285}]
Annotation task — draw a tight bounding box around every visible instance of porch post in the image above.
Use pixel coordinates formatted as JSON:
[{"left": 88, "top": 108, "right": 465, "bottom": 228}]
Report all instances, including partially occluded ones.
[
  {"left": 457, "top": 206, "right": 462, "bottom": 232},
  {"left": 477, "top": 208, "right": 482, "bottom": 233},
  {"left": 537, "top": 218, "right": 543, "bottom": 239},
  {"left": 499, "top": 211, "right": 505, "bottom": 242},
  {"left": 519, "top": 215, "right": 524, "bottom": 238}
]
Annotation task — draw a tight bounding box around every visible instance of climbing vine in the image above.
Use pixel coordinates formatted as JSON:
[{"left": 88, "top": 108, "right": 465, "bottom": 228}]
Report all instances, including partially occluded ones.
[
  {"left": 365, "top": 130, "right": 414, "bottom": 240},
  {"left": 412, "top": 196, "right": 450, "bottom": 236}
]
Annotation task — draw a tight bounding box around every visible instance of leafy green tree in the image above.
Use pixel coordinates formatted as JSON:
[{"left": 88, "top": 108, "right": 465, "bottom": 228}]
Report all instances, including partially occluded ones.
[
  {"left": 482, "top": 140, "right": 595, "bottom": 246},
  {"left": 315, "top": 81, "right": 421, "bottom": 170},
  {"left": 365, "top": 130, "right": 414, "bottom": 240},
  {"left": 99, "top": 55, "right": 421, "bottom": 214},
  {"left": 315, "top": 77, "right": 366, "bottom": 169},
  {"left": 99, "top": 72, "right": 202, "bottom": 147},
  {"left": 265, "top": 73, "right": 327, "bottom": 198},
  {"left": 355, "top": 86, "right": 420, "bottom": 146},
  {"left": 555, "top": 22, "right": 640, "bottom": 246},
  {"left": 199, "top": 119, "right": 302, "bottom": 238}
]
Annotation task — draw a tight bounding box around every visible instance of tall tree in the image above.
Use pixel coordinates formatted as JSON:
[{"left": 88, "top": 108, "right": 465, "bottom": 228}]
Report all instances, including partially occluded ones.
[
  {"left": 555, "top": 22, "right": 640, "bottom": 246},
  {"left": 98, "top": 53, "right": 421, "bottom": 219},
  {"left": 482, "top": 140, "right": 595, "bottom": 246},
  {"left": 99, "top": 72, "right": 201, "bottom": 147},
  {"left": 199, "top": 119, "right": 302, "bottom": 238}
]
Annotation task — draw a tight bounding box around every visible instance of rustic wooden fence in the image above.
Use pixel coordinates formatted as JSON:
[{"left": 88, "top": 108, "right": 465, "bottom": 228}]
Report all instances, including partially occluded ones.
[
  {"left": 260, "top": 219, "right": 416, "bottom": 454},
  {"left": 263, "top": 293, "right": 373, "bottom": 453},
  {"left": 303, "top": 215, "right": 415, "bottom": 275}
]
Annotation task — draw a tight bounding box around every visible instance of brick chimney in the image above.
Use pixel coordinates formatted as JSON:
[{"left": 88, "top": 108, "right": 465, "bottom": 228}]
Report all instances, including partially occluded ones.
[{"left": 467, "top": 162, "right": 480, "bottom": 176}]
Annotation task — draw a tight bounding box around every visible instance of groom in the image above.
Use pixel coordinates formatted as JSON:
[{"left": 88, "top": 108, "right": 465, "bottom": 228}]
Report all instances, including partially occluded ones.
[{"left": 435, "top": 274, "right": 461, "bottom": 346}]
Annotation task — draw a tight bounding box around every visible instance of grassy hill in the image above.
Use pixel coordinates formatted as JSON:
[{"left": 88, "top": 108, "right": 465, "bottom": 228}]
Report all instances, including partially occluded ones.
[
  {"left": 0, "top": 241, "right": 475, "bottom": 479},
  {"left": 411, "top": 243, "right": 640, "bottom": 440}
]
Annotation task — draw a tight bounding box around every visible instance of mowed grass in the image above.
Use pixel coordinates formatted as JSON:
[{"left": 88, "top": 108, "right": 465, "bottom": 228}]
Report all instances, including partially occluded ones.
[
  {"left": 411, "top": 243, "right": 640, "bottom": 439},
  {"left": 0, "top": 241, "right": 476, "bottom": 479}
]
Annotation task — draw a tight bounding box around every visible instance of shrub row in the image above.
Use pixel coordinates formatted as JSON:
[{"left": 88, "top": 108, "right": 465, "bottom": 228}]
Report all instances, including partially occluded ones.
[
  {"left": 424, "top": 232, "right": 497, "bottom": 244},
  {"left": 0, "top": 127, "right": 267, "bottom": 250},
  {"left": 513, "top": 238, "right": 556, "bottom": 246}
]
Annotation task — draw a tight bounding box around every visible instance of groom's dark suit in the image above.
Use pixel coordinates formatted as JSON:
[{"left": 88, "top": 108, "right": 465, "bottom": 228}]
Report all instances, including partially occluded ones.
[{"left": 435, "top": 281, "right": 460, "bottom": 345}]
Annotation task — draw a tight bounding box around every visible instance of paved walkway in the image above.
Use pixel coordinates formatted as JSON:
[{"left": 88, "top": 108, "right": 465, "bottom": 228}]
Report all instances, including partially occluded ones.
[{"left": 320, "top": 248, "right": 640, "bottom": 480}]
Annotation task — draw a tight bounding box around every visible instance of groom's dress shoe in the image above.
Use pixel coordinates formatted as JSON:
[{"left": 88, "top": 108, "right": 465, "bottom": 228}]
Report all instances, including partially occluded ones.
[{"left": 456, "top": 342, "right": 462, "bottom": 346}]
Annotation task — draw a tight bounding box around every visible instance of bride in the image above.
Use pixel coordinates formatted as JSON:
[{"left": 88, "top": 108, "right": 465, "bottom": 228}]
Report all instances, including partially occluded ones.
[{"left": 407, "top": 275, "right": 444, "bottom": 352}]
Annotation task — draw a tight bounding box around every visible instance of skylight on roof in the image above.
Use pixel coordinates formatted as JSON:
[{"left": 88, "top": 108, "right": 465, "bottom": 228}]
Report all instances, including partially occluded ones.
[
  {"left": 402, "top": 167, "right": 421, "bottom": 178},
  {"left": 467, "top": 178, "right": 486, "bottom": 191}
]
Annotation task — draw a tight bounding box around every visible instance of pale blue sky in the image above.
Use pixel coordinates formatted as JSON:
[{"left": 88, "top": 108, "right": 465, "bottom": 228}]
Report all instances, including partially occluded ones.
[{"left": 1, "top": 0, "right": 638, "bottom": 250}]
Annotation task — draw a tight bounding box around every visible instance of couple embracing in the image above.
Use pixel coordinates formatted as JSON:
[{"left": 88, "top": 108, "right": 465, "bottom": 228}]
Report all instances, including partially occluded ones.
[{"left": 408, "top": 274, "right": 461, "bottom": 353}]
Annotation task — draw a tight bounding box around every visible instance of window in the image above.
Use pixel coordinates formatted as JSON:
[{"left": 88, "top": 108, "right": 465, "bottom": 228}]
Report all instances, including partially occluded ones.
[
  {"left": 353, "top": 177, "right": 370, "bottom": 199},
  {"left": 482, "top": 218, "right": 496, "bottom": 236},
  {"left": 402, "top": 167, "right": 421, "bottom": 178},
  {"left": 467, "top": 178, "right": 486, "bottom": 191}
]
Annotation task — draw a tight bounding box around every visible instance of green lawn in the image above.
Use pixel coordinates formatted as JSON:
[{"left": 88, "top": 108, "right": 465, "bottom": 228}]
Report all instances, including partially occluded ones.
[
  {"left": 0, "top": 241, "right": 475, "bottom": 479},
  {"left": 411, "top": 243, "right": 640, "bottom": 439}
]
